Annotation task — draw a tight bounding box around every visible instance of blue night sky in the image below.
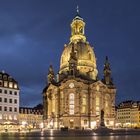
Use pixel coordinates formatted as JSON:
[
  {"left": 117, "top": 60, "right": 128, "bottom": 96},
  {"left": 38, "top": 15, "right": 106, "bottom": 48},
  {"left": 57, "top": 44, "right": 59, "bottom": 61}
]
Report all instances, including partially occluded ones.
[{"left": 0, "top": 0, "right": 140, "bottom": 107}]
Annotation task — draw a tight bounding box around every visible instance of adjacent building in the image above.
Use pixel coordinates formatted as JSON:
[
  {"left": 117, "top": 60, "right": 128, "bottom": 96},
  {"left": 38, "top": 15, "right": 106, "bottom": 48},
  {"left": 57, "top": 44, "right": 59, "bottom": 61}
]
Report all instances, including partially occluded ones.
[
  {"left": 0, "top": 71, "right": 19, "bottom": 130},
  {"left": 116, "top": 100, "right": 140, "bottom": 128},
  {"left": 19, "top": 106, "right": 43, "bottom": 129},
  {"left": 43, "top": 10, "right": 116, "bottom": 129}
]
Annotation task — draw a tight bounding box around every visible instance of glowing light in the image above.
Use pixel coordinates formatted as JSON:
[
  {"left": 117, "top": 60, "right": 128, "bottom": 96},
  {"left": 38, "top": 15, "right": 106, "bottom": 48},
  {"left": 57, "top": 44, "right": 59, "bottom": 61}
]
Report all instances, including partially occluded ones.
[
  {"left": 50, "top": 129, "right": 54, "bottom": 136},
  {"left": 9, "top": 82, "right": 13, "bottom": 88},
  {"left": 91, "top": 121, "right": 97, "bottom": 129},
  {"left": 39, "top": 122, "right": 44, "bottom": 128},
  {"left": 109, "top": 121, "right": 114, "bottom": 126},
  {"left": 22, "top": 121, "right": 27, "bottom": 126}
]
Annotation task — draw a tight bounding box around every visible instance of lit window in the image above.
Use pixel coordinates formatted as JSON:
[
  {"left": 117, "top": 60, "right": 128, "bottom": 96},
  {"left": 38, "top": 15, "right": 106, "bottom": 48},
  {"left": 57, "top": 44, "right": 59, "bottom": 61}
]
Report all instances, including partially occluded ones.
[
  {"left": 4, "top": 82, "right": 8, "bottom": 87},
  {"left": 9, "top": 115, "right": 12, "bottom": 120},
  {"left": 96, "top": 111, "right": 100, "bottom": 115},
  {"left": 82, "top": 95, "right": 86, "bottom": 105},
  {"left": 82, "top": 95, "right": 86, "bottom": 113},
  {"left": 9, "top": 82, "right": 13, "bottom": 88},
  {"left": 96, "top": 107, "right": 100, "bottom": 111},
  {"left": 0, "top": 114, "right": 2, "bottom": 119},
  {"left": 4, "top": 114, "right": 8, "bottom": 120},
  {"left": 69, "top": 93, "right": 74, "bottom": 115},
  {"left": 14, "top": 84, "right": 17, "bottom": 89},
  {"left": 96, "top": 96, "right": 100, "bottom": 106},
  {"left": 14, "top": 115, "right": 17, "bottom": 120}
]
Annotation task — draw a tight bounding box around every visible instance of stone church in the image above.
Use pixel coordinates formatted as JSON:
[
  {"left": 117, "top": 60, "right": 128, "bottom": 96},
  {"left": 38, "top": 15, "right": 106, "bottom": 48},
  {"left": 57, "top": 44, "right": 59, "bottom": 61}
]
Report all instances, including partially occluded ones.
[{"left": 43, "top": 10, "right": 116, "bottom": 129}]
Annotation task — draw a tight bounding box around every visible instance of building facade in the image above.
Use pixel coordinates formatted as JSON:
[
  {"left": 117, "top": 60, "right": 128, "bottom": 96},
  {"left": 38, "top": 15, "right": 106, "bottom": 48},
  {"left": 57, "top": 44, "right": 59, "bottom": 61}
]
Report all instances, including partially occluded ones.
[
  {"left": 0, "top": 71, "right": 19, "bottom": 130},
  {"left": 43, "top": 11, "right": 116, "bottom": 129},
  {"left": 19, "top": 107, "right": 43, "bottom": 129},
  {"left": 116, "top": 101, "right": 140, "bottom": 128}
]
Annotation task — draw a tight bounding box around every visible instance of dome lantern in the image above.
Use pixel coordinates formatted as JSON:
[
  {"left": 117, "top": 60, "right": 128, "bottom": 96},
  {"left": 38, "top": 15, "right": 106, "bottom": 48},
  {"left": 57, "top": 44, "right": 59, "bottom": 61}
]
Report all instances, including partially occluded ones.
[{"left": 70, "top": 7, "right": 86, "bottom": 43}]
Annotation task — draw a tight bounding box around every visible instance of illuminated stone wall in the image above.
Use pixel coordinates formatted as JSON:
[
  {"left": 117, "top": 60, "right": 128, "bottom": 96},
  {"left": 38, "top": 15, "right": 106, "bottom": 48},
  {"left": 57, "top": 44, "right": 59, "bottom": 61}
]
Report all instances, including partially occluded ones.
[{"left": 44, "top": 80, "right": 116, "bottom": 129}]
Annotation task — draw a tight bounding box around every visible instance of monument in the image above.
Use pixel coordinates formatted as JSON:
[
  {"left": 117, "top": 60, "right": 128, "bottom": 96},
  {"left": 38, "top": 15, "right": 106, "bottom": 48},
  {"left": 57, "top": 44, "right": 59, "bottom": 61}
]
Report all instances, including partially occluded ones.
[
  {"left": 94, "top": 110, "right": 112, "bottom": 133},
  {"left": 100, "top": 110, "right": 105, "bottom": 127}
]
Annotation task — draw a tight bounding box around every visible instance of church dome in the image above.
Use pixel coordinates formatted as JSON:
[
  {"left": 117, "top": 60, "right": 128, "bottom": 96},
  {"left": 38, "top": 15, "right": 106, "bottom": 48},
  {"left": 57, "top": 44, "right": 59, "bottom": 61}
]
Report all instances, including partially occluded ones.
[
  {"left": 60, "top": 41, "right": 98, "bottom": 80},
  {"left": 59, "top": 11, "right": 98, "bottom": 80}
]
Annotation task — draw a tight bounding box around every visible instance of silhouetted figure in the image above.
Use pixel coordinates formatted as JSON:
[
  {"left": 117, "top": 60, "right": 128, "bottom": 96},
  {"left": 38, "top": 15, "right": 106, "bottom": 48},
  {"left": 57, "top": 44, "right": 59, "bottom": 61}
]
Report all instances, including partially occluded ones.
[{"left": 100, "top": 110, "right": 105, "bottom": 127}]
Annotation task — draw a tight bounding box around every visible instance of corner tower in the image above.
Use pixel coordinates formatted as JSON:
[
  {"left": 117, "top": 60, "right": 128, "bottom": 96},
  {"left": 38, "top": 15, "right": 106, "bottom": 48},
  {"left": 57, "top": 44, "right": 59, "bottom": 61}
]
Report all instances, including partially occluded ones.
[{"left": 59, "top": 8, "right": 98, "bottom": 80}]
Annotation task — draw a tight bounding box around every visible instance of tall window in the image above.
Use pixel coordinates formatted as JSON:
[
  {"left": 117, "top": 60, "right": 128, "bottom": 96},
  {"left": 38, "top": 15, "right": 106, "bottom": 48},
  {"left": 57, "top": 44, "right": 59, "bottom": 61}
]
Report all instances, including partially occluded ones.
[
  {"left": 69, "top": 93, "right": 74, "bottom": 115},
  {"left": 96, "top": 96, "right": 100, "bottom": 115},
  {"left": 9, "top": 82, "right": 13, "bottom": 88},
  {"left": 82, "top": 95, "right": 86, "bottom": 113},
  {"left": 52, "top": 98, "right": 55, "bottom": 113},
  {"left": 4, "top": 81, "right": 8, "bottom": 87},
  {"left": 14, "top": 84, "right": 17, "bottom": 89}
]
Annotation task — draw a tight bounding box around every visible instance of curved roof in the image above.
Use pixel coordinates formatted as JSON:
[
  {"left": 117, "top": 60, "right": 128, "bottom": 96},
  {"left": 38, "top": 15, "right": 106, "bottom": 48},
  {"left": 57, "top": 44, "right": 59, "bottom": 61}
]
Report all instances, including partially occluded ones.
[{"left": 0, "top": 71, "right": 19, "bottom": 89}]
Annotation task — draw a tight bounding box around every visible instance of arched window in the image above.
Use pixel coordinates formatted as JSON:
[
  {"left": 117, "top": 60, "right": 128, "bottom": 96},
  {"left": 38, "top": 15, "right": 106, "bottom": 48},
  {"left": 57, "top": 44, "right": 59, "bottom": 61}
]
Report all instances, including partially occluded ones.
[
  {"left": 3, "top": 75, "right": 7, "bottom": 80},
  {"left": 69, "top": 93, "right": 74, "bottom": 115}
]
